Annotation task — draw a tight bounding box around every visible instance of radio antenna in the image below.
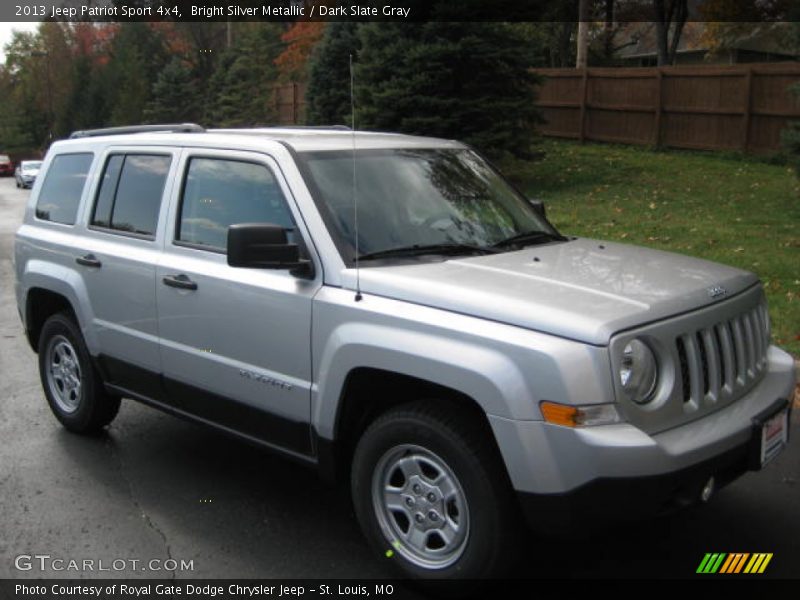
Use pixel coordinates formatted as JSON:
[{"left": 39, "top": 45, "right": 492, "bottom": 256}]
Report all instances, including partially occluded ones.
[{"left": 350, "top": 53, "right": 362, "bottom": 302}]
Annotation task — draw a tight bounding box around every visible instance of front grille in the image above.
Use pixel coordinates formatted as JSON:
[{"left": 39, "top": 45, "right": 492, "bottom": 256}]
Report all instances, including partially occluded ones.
[{"left": 675, "top": 303, "right": 769, "bottom": 408}]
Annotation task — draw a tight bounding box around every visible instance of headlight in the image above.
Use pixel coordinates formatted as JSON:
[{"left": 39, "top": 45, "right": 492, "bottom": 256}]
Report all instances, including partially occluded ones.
[{"left": 619, "top": 338, "right": 658, "bottom": 404}]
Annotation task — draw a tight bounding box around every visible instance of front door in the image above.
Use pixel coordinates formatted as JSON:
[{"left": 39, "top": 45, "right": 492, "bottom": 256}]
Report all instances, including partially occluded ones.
[{"left": 156, "top": 150, "right": 320, "bottom": 456}]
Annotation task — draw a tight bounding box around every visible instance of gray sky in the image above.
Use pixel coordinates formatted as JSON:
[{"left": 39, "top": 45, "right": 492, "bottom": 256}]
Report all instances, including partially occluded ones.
[{"left": 0, "top": 22, "right": 41, "bottom": 63}]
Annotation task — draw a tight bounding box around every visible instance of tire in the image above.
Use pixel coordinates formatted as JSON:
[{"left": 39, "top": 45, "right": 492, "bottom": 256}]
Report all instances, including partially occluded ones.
[
  {"left": 37, "top": 312, "right": 120, "bottom": 434},
  {"left": 351, "top": 401, "right": 521, "bottom": 579}
]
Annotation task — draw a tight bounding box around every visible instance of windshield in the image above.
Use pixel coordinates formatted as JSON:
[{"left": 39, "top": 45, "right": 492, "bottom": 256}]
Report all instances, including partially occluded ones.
[
  {"left": 22, "top": 161, "right": 42, "bottom": 170},
  {"left": 298, "top": 148, "right": 559, "bottom": 263}
]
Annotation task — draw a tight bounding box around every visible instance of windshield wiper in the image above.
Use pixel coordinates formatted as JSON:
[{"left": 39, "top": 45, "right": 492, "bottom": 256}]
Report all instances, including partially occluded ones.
[
  {"left": 491, "top": 230, "right": 567, "bottom": 249},
  {"left": 358, "top": 243, "right": 499, "bottom": 262}
]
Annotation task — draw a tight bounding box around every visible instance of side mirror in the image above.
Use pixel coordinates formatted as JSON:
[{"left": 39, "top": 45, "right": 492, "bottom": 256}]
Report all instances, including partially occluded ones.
[
  {"left": 529, "top": 199, "right": 546, "bottom": 219},
  {"left": 227, "top": 223, "right": 312, "bottom": 277}
]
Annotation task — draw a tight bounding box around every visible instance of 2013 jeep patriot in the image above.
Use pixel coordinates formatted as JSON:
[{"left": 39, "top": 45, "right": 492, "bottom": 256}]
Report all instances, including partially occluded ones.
[{"left": 14, "top": 124, "right": 795, "bottom": 578}]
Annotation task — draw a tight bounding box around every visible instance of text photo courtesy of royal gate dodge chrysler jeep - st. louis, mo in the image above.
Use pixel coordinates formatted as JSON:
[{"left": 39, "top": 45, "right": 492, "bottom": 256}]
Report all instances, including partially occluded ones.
[{"left": 1, "top": 0, "right": 799, "bottom": 593}]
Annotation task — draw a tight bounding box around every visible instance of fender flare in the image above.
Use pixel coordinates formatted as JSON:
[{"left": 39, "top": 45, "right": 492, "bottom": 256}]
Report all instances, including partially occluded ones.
[{"left": 22, "top": 259, "right": 98, "bottom": 354}]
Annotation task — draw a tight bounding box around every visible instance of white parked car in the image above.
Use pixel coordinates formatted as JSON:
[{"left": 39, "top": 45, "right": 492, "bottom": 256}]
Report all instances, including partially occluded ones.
[{"left": 15, "top": 159, "right": 42, "bottom": 189}]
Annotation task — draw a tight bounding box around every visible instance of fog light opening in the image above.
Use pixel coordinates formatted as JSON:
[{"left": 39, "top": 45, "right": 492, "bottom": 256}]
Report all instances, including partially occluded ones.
[{"left": 700, "top": 476, "right": 715, "bottom": 503}]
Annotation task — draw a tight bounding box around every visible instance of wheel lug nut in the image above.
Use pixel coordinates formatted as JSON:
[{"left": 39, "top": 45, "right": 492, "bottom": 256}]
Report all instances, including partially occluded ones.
[
  {"left": 428, "top": 511, "right": 439, "bottom": 521},
  {"left": 415, "top": 513, "right": 424, "bottom": 523},
  {"left": 412, "top": 484, "right": 422, "bottom": 495},
  {"left": 405, "top": 497, "right": 415, "bottom": 507},
  {"left": 427, "top": 493, "right": 436, "bottom": 502}
]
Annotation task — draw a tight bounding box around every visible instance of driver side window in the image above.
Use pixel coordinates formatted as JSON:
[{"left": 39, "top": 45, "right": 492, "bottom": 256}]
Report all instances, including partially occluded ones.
[{"left": 176, "top": 157, "right": 295, "bottom": 252}]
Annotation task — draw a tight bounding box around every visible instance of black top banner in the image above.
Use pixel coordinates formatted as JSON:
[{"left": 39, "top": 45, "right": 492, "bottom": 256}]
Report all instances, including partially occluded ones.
[{"left": 3, "top": 0, "right": 798, "bottom": 23}]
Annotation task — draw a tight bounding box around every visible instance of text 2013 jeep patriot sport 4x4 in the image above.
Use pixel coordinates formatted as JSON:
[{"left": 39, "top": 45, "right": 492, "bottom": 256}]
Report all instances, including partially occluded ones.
[{"left": 14, "top": 124, "right": 795, "bottom": 578}]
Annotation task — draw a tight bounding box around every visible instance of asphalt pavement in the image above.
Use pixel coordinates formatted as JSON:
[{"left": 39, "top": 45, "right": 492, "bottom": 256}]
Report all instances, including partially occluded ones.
[{"left": 0, "top": 177, "right": 797, "bottom": 580}]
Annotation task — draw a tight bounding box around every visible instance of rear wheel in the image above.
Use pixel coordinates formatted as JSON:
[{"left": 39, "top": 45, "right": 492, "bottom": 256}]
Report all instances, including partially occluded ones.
[
  {"left": 351, "top": 401, "right": 520, "bottom": 579},
  {"left": 38, "top": 312, "right": 120, "bottom": 433}
]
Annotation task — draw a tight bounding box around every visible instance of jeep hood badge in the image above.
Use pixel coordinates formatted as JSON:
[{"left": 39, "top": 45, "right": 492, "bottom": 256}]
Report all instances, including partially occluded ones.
[{"left": 708, "top": 285, "right": 728, "bottom": 299}]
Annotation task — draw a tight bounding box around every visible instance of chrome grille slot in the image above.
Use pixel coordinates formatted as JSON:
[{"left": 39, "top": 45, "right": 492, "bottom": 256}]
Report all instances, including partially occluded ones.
[
  {"left": 676, "top": 337, "right": 690, "bottom": 403},
  {"left": 702, "top": 328, "right": 722, "bottom": 401},
  {"left": 731, "top": 318, "right": 746, "bottom": 384},
  {"left": 696, "top": 332, "right": 710, "bottom": 397},
  {"left": 742, "top": 313, "right": 756, "bottom": 377},
  {"left": 715, "top": 322, "right": 735, "bottom": 392},
  {"left": 751, "top": 307, "right": 765, "bottom": 368},
  {"left": 674, "top": 303, "right": 768, "bottom": 411}
]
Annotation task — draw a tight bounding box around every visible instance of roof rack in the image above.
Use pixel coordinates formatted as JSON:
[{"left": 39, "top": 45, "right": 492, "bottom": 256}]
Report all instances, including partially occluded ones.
[
  {"left": 261, "top": 125, "right": 351, "bottom": 131},
  {"left": 69, "top": 123, "right": 205, "bottom": 139}
]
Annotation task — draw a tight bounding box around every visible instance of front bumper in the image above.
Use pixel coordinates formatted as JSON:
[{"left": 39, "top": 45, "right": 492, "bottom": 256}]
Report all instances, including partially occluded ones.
[{"left": 489, "top": 345, "right": 795, "bottom": 524}]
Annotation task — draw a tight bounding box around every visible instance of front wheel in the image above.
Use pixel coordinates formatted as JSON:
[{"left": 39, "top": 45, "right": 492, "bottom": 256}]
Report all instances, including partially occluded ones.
[
  {"left": 351, "top": 402, "right": 520, "bottom": 579},
  {"left": 38, "top": 312, "right": 121, "bottom": 434}
]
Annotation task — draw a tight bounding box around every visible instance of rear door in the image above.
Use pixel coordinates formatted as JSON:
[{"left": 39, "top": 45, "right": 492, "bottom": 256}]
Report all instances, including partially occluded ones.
[
  {"left": 78, "top": 148, "right": 178, "bottom": 394},
  {"left": 156, "top": 149, "right": 321, "bottom": 456}
]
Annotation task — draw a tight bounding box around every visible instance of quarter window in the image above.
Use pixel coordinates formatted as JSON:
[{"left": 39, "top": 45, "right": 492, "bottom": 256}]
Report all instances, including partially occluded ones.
[
  {"left": 91, "top": 154, "right": 171, "bottom": 237},
  {"left": 177, "top": 158, "right": 294, "bottom": 251},
  {"left": 35, "top": 153, "right": 93, "bottom": 225}
]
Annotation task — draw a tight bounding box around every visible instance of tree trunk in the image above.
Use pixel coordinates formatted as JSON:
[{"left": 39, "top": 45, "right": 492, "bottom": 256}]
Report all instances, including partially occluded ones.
[
  {"left": 576, "top": 0, "right": 590, "bottom": 68},
  {"left": 604, "top": 0, "right": 615, "bottom": 62},
  {"left": 557, "top": 22, "right": 574, "bottom": 67},
  {"left": 654, "top": 0, "right": 669, "bottom": 66},
  {"left": 654, "top": 0, "right": 688, "bottom": 66},
  {"left": 667, "top": 0, "right": 687, "bottom": 65}
]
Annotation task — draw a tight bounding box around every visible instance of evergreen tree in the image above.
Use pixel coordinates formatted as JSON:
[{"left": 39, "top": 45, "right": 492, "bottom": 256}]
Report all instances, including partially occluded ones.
[
  {"left": 306, "top": 22, "right": 361, "bottom": 126},
  {"left": 143, "top": 57, "right": 201, "bottom": 123},
  {"left": 109, "top": 46, "right": 148, "bottom": 126},
  {"left": 205, "top": 24, "right": 282, "bottom": 127},
  {"left": 105, "top": 23, "right": 169, "bottom": 126},
  {"left": 355, "top": 23, "right": 543, "bottom": 158},
  {"left": 55, "top": 55, "right": 110, "bottom": 137}
]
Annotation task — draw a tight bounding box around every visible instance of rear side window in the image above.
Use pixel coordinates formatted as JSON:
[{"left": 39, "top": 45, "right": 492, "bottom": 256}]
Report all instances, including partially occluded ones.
[
  {"left": 35, "top": 153, "right": 93, "bottom": 225},
  {"left": 177, "top": 158, "right": 294, "bottom": 251},
  {"left": 91, "top": 154, "right": 171, "bottom": 237}
]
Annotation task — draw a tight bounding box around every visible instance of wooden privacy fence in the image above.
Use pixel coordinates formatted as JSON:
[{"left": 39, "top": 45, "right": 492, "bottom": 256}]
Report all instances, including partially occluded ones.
[
  {"left": 533, "top": 63, "right": 800, "bottom": 153},
  {"left": 273, "top": 82, "right": 307, "bottom": 125}
]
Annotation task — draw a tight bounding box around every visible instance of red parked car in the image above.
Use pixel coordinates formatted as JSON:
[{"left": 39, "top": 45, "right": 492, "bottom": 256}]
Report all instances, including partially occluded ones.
[{"left": 0, "top": 154, "right": 13, "bottom": 176}]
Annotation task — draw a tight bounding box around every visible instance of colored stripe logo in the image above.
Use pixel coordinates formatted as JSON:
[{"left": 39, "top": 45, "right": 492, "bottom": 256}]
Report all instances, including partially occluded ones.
[{"left": 697, "top": 553, "right": 773, "bottom": 574}]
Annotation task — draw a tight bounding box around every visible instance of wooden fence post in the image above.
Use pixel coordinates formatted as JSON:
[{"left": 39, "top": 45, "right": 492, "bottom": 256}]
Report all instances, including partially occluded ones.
[
  {"left": 579, "top": 68, "right": 589, "bottom": 142},
  {"left": 741, "top": 67, "right": 753, "bottom": 153},
  {"left": 653, "top": 68, "right": 663, "bottom": 147}
]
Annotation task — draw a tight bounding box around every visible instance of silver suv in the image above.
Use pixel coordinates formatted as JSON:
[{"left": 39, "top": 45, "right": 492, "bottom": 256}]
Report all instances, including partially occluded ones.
[{"left": 14, "top": 124, "right": 795, "bottom": 578}]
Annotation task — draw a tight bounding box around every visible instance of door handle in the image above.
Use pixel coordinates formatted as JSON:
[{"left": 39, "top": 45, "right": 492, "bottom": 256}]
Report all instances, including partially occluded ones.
[
  {"left": 75, "top": 253, "right": 102, "bottom": 268},
  {"left": 162, "top": 274, "right": 198, "bottom": 291}
]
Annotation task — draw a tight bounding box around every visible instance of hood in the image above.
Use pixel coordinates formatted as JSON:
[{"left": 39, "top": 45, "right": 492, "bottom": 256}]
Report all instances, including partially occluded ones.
[{"left": 344, "top": 238, "right": 759, "bottom": 345}]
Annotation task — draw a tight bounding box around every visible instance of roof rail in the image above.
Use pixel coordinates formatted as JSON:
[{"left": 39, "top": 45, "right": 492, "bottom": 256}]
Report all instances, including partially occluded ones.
[
  {"left": 69, "top": 123, "right": 205, "bottom": 139},
  {"left": 264, "top": 125, "right": 351, "bottom": 131}
]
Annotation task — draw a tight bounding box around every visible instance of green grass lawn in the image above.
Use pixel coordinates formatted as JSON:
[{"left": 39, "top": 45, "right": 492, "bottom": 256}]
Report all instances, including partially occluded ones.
[{"left": 503, "top": 139, "right": 800, "bottom": 358}]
